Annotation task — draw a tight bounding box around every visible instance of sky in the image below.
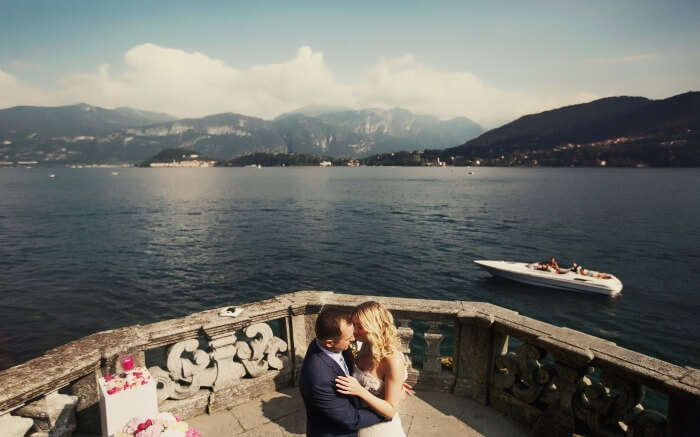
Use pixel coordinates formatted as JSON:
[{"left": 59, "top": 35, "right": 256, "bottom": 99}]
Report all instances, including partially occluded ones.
[{"left": 1, "top": 0, "right": 699, "bottom": 128}]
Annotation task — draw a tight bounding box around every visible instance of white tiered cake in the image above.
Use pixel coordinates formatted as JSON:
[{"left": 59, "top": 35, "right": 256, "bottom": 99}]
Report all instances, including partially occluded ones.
[{"left": 98, "top": 367, "right": 158, "bottom": 437}]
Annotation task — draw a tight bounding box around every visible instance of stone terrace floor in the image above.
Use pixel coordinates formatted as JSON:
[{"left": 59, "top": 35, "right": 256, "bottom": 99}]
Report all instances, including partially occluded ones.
[{"left": 186, "top": 388, "right": 531, "bottom": 436}]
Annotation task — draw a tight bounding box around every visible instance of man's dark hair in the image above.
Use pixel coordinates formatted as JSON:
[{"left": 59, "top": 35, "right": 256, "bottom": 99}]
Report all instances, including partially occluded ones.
[{"left": 315, "top": 307, "right": 351, "bottom": 341}]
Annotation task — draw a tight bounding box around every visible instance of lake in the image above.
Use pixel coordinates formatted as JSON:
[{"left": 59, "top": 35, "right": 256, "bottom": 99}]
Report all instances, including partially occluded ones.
[{"left": 1, "top": 167, "right": 699, "bottom": 372}]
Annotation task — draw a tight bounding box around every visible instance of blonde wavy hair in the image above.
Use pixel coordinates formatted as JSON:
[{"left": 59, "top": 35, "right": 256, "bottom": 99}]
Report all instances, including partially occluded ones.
[{"left": 353, "top": 301, "right": 403, "bottom": 365}]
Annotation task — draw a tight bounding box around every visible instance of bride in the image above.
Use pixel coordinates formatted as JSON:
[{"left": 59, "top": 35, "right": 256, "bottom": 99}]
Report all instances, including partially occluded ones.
[{"left": 335, "top": 301, "right": 408, "bottom": 437}]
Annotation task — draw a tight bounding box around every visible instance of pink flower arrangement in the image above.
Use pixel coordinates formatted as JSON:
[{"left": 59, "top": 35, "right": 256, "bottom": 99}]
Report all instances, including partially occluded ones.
[{"left": 115, "top": 413, "right": 200, "bottom": 437}]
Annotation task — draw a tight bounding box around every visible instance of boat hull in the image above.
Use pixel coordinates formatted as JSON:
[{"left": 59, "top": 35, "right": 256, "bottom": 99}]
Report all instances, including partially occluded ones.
[{"left": 474, "top": 260, "right": 623, "bottom": 296}]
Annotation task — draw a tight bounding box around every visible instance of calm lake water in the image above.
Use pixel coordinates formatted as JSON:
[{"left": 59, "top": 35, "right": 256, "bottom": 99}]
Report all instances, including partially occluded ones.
[{"left": 1, "top": 167, "right": 699, "bottom": 372}]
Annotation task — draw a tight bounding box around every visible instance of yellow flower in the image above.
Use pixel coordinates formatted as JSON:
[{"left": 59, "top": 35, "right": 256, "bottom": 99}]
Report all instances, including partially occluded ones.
[{"left": 439, "top": 356, "right": 453, "bottom": 368}]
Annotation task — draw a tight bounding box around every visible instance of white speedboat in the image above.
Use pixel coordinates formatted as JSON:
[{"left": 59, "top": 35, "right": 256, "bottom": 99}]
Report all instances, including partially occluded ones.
[{"left": 474, "top": 260, "right": 623, "bottom": 296}]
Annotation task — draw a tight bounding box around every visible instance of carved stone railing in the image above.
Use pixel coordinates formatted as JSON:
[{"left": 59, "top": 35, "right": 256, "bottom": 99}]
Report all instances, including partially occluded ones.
[{"left": 0, "top": 291, "right": 698, "bottom": 437}]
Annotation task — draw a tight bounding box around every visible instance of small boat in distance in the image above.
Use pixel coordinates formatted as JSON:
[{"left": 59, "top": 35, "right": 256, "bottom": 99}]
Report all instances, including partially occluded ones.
[
  {"left": 474, "top": 260, "right": 623, "bottom": 296},
  {"left": 48, "top": 174, "right": 56, "bottom": 178},
  {"left": 111, "top": 171, "right": 119, "bottom": 176}
]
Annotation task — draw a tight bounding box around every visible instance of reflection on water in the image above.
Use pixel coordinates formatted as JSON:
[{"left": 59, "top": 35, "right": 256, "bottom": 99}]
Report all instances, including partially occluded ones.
[{"left": 0, "top": 167, "right": 699, "bottom": 372}]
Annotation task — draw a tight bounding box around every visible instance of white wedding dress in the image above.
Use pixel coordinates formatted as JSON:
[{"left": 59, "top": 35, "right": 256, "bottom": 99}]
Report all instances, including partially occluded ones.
[{"left": 354, "top": 366, "right": 406, "bottom": 437}]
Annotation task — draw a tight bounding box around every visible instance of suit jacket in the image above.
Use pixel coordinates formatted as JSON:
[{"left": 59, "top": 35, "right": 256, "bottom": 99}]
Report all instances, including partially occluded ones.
[{"left": 299, "top": 339, "right": 384, "bottom": 437}]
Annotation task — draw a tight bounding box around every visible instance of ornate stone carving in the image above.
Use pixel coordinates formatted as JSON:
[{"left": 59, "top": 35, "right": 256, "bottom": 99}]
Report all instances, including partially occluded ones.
[
  {"left": 149, "top": 322, "right": 288, "bottom": 401},
  {"left": 493, "top": 343, "right": 557, "bottom": 404},
  {"left": 573, "top": 369, "right": 668, "bottom": 436},
  {"left": 236, "top": 323, "right": 288, "bottom": 377}
]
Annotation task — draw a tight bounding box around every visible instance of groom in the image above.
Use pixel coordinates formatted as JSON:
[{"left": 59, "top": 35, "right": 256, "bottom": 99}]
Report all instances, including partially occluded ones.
[{"left": 299, "top": 307, "right": 385, "bottom": 436}]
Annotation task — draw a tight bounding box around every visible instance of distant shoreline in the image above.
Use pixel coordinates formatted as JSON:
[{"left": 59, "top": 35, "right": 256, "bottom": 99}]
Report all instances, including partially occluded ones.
[{"left": 2, "top": 163, "right": 699, "bottom": 169}]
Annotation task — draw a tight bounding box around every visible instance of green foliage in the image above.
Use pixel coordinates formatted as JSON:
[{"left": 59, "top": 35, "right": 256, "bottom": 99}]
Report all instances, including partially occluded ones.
[
  {"left": 220, "top": 152, "right": 334, "bottom": 167},
  {"left": 138, "top": 148, "right": 214, "bottom": 167}
]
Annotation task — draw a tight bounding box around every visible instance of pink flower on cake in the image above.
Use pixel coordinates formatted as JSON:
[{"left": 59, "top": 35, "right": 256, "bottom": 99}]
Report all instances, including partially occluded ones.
[
  {"left": 136, "top": 425, "right": 161, "bottom": 437},
  {"left": 123, "top": 417, "right": 145, "bottom": 434},
  {"left": 185, "top": 428, "right": 201, "bottom": 437}
]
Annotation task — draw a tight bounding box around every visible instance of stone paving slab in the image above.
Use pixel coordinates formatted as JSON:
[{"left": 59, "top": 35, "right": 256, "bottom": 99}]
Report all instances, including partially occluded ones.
[{"left": 188, "top": 388, "right": 530, "bottom": 436}]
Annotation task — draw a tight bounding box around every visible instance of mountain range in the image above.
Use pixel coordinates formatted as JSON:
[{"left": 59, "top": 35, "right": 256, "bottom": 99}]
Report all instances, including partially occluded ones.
[
  {"left": 0, "top": 104, "right": 483, "bottom": 164},
  {"left": 441, "top": 91, "right": 699, "bottom": 166},
  {"left": 2, "top": 91, "right": 697, "bottom": 166}
]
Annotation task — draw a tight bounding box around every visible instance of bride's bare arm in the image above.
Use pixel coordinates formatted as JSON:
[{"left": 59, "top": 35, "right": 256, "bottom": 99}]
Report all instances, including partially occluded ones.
[{"left": 335, "top": 351, "right": 405, "bottom": 419}]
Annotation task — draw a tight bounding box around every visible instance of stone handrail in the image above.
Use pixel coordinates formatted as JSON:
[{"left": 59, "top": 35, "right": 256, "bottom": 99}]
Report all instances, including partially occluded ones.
[{"left": 0, "top": 290, "right": 698, "bottom": 436}]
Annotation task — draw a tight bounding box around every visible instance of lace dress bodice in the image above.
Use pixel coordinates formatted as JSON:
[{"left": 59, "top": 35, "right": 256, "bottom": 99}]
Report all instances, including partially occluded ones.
[
  {"left": 354, "top": 367, "right": 386, "bottom": 397},
  {"left": 353, "top": 360, "right": 409, "bottom": 398}
]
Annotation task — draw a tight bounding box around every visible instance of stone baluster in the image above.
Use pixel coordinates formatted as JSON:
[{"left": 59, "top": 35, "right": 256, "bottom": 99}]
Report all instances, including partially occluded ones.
[
  {"left": 396, "top": 318, "right": 418, "bottom": 386},
  {"left": 209, "top": 334, "right": 246, "bottom": 390},
  {"left": 396, "top": 319, "right": 413, "bottom": 366},
  {"left": 423, "top": 321, "right": 444, "bottom": 373}
]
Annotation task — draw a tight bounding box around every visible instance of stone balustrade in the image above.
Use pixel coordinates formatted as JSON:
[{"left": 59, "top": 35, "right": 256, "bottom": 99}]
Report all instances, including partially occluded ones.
[{"left": 0, "top": 291, "right": 698, "bottom": 436}]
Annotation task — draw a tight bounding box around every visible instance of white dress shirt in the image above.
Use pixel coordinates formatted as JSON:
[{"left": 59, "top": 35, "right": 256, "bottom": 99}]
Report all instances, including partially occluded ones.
[{"left": 316, "top": 339, "right": 350, "bottom": 375}]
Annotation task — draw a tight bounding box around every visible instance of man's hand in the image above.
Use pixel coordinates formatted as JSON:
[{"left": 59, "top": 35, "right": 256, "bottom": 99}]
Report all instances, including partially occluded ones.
[{"left": 335, "top": 375, "right": 366, "bottom": 398}]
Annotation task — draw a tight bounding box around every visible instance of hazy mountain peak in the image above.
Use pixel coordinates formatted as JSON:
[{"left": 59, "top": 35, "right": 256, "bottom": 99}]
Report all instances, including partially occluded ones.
[
  {"left": 0, "top": 102, "right": 484, "bottom": 163},
  {"left": 75, "top": 102, "right": 95, "bottom": 110},
  {"left": 276, "top": 104, "right": 355, "bottom": 119}
]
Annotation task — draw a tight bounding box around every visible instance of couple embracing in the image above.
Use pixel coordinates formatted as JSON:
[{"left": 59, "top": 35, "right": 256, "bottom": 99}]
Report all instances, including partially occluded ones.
[{"left": 299, "top": 301, "right": 409, "bottom": 437}]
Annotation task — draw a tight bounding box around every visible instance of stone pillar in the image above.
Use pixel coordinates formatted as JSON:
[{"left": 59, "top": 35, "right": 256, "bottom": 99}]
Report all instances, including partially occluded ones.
[
  {"left": 70, "top": 371, "right": 102, "bottom": 434},
  {"left": 289, "top": 312, "right": 317, "bottom": 385},
  {"left": 0, "top": 413, "right": 34, "bottom": 437},
  {"left": 15, "top": 391, "right": 79, "bottom": 437},
  {"left": 453, "top": 309, "right": 499, "bottom": 403},
  {"left": 423, "top": 321, "right": 444, "bottom": 373}
]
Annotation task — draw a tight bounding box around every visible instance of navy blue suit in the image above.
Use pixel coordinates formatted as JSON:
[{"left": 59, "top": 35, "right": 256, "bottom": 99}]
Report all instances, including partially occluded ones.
[{"left": 299, "top": 340, "right": 384, "bottom": 437}]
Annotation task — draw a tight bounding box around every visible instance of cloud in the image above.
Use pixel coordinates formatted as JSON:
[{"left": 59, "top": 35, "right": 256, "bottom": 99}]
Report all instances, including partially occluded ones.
[
  {"left": 0, "top": 69, "right": 47, "bottom": 106},
  {"left": 353, "top": 54, "right": 553, "bottom": 126},
  {"left": 588, "top": 53, "right": 658, "bottom": 64},
  {"left": 6, "top": 59, "right": 44, "bottom": 72},
  {"left": 0, "top": 44, "right": 595, "bottom": 127}
]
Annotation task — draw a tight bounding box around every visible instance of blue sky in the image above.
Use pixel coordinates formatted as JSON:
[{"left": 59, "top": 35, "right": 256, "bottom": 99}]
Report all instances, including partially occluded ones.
[{"left": 1, "top": 0, "right": 698, "bottom": 127}]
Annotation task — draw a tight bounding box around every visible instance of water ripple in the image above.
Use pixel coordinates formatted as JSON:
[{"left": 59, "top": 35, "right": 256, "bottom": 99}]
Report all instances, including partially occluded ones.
[{"left": 0, "top": 167, "right": 699, "bottom": 371}]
